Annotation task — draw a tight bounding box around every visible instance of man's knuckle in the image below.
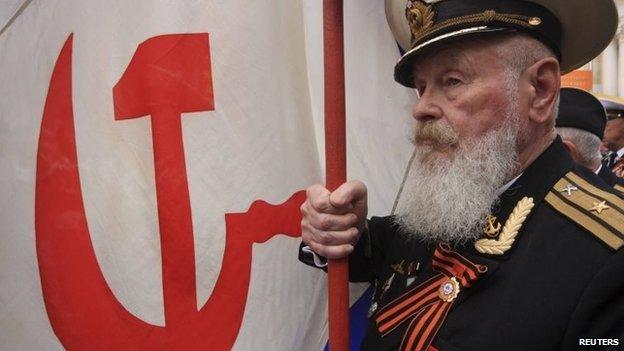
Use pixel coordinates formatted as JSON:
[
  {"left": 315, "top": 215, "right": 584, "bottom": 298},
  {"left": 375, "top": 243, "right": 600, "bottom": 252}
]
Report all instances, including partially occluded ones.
[
  {"left": 318, "top": 231, "right": 335, "bottom": 244},
  {"left": 348, "top": 227, "right": 359, "bottom": 238},
  {"left": 311, "top": 197, "right": 329, "bottom": 211},
  {"left": 319, "top": 214, "right": 333, "bottom": 228},
  {"left": 346, "top": 213, "right": 358, "bottom": 226},
  {"left": 308, "top": 240, "right": 321, "bottom": 251}
]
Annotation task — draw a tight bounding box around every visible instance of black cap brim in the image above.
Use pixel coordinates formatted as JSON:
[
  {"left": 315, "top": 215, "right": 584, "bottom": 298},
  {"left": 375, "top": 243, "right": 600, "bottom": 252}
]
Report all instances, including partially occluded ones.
[{"left": 386, "top": 0, "right": 618, "bottom": 88}]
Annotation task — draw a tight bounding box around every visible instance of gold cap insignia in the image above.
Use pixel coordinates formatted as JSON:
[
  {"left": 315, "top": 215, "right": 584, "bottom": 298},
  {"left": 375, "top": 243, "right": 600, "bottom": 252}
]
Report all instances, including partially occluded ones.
[
  {"left": 438, "top": 277, "right": 460, "bottom": 302},
  {"left": 405, "top": 1, "right": 435, "bottom": 45}
]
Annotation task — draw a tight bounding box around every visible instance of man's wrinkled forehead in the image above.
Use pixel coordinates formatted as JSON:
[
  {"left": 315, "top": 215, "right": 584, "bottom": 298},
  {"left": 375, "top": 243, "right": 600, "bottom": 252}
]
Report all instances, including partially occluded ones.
[{"left": 410, "top": 41, "right": 482, "bottom": 81}]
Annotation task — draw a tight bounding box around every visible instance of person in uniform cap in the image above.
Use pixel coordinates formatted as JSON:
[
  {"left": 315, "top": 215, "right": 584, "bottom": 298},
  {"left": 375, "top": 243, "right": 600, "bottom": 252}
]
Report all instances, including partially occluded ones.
[
  {"left": 600, "top": 96, "right": 624, "bottom": 177},
  {"left": 556, "top": 87, "right": 624, "bottom": 194},
  {"left": 299, "top": 0, "right": 624, "bottom": 350}
]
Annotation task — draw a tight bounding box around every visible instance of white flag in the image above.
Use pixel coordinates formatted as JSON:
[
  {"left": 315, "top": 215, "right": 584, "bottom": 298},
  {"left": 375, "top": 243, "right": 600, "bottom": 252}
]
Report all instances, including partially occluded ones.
[{"left": 0, "top": 1, "right": 413, "bottom": 350}]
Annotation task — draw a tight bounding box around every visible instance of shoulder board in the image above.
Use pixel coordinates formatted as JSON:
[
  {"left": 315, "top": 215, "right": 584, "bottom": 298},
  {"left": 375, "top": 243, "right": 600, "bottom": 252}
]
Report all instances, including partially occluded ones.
[
  {"left": 614, "top": 183, "right": 624, "bottom": 195},
  {"left": 544, "top": 171, "right": 624, "bottom": 251}
]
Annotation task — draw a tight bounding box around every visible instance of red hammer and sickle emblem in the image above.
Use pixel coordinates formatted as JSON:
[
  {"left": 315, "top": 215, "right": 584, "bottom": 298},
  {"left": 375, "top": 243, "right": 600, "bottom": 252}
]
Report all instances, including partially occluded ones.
[{"left": 35, "top": 33, "right": 305, "bottom": 350}]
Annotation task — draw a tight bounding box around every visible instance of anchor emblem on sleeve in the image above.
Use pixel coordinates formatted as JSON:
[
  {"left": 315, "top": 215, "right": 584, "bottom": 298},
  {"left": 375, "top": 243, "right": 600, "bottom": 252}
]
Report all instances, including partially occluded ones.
[{"left": 483, "top": 214, "right": 502, "bottom": 238}]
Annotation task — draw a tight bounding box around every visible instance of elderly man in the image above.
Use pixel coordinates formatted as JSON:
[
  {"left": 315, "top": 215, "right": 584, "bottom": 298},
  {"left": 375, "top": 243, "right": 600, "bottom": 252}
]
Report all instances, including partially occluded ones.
[
  {"left": 601, "top": 96, "right": 624, "bottom": 177},
  {"left": 556, "top": 88, "right": 624, "bottom": 194},
  {"left": 299, "top": 1, "right": 624, "bottom": 350}
]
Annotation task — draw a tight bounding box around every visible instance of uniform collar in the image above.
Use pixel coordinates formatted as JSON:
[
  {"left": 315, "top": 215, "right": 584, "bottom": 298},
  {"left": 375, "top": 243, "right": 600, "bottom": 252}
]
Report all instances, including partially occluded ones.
[
  {"left": 461, "top": 136, "right": 574, "bottom": 261},
  {"left": 496, "top": 173, "right": 522, "bottom": 197}
]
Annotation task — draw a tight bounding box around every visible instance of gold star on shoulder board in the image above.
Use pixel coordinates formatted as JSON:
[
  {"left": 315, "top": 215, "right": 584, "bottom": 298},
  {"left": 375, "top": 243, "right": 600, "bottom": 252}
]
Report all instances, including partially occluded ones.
[
  {"left": 589, "top": 201, "right": 610, "bottom": 214},
  {"left": 546, "top": 172, "right": 624, "bottom": 251}
]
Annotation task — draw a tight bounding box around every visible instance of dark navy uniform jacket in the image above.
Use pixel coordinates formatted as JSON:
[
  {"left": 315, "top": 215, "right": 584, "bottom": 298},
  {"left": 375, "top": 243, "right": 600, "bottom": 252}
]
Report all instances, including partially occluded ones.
[
  {"left": 300, "top": 138, "right": 624, "bottom": 350},
  {"left": 598, "top": 165, "right": 624, "bottom": 196}
]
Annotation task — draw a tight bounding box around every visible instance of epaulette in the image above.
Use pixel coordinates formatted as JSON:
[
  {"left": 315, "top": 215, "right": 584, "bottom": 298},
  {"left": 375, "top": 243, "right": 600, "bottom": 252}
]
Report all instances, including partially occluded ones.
[
  {"left": 614, "top": 183, "right": 624, "bottom": 195},
  {"left": 545, "top": 171, "right": 624, "bottom": 251}
]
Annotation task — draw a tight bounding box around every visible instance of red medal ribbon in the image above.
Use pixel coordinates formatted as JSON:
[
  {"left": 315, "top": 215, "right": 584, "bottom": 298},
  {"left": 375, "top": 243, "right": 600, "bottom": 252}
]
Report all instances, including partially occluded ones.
[{"left": 375, "top": 244, "right": 487, "bottom": 351}]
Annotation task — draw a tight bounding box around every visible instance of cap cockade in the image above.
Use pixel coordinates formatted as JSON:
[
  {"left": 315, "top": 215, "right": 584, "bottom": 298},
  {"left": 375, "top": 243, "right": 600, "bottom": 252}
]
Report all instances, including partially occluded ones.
[{"left": 405, "top": 0, "right": 435, "bottom": 45}]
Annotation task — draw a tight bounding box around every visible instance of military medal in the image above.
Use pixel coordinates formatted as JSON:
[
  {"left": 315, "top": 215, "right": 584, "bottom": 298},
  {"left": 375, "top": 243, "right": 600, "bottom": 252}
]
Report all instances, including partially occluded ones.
[
  {"left": 382, "top": 273, "right": 395, "bottom": 294},
  {"left": 369, "top": 272, "right": 398, "bottom": 317},
  {"left": 377, "top": 273, "right": 395, "bottom": 303},
  {"left": 438, "top": 277, "right": 460, "bottom": 302},
  {"left": 375, "top": 244, "right": 487, "bottom": 350},
  {"left": 405, "top": 261, "right": 420, "bottom": 287},
  {"left": 391, "top": 260, "right": 405, "bottom": 275},
  {"left": 368, "top": 302, "right": 379, "bottom": 318}
]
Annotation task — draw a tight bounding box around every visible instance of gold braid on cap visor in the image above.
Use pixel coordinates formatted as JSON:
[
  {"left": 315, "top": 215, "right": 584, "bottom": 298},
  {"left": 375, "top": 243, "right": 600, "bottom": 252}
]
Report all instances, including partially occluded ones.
[{"left": 408, "top": 8, "right": 543, "bottom": 48}]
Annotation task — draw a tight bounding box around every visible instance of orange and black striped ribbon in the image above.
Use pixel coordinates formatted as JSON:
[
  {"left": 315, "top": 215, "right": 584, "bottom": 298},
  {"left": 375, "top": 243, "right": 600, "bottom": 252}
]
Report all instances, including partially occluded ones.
[{"left": 375, "top": 244, "right": 487, "bottom": 351}]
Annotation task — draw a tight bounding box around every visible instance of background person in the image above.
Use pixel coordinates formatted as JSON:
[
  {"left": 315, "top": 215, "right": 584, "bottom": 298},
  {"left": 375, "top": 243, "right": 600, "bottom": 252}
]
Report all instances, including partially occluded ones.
[
  {"left": 556, "top": 87, "right": 624, "bottom": 193},
  {"left": 600, "top": 96, "right": 624, "bottom": 177}
]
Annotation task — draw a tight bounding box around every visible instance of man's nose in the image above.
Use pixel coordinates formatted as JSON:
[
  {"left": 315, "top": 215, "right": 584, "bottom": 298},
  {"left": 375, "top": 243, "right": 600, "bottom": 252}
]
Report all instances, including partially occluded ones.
[{"left": 412, "top": 90, "right": 443, "bottom": 122}]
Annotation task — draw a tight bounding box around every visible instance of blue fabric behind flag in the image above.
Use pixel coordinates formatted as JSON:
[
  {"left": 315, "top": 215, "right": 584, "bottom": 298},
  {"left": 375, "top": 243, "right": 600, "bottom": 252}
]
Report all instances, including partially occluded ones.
[{"left": 323, "top": 286, "right": 373, "bottom": 351}]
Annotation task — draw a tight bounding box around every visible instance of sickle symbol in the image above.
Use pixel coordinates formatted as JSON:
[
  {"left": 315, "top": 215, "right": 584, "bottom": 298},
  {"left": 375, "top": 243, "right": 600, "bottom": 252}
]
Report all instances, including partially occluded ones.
[{"left": 36, "top": 33, "right": 305, "bottom": 350}]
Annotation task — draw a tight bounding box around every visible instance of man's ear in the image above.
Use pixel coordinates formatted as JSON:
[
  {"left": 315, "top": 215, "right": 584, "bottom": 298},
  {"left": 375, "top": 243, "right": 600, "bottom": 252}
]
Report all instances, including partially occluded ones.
[
  {"left": 561, "top": 138, "right": 581, "bottom": 164},
  {"left": 524, "top": 57, "right": 560, "bottom": 124}
]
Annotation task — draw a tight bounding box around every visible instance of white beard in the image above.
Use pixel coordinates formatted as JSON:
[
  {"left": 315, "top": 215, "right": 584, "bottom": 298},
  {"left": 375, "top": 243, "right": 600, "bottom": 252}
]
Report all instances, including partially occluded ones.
[{"left": 394, "top": 113, "right": 521, "bottom": 244}]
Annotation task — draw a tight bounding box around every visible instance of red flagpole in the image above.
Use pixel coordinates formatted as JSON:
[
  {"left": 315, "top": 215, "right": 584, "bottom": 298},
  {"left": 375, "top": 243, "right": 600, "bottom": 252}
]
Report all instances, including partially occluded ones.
[{"left": 323, "top": 0, "right": 349, "bottom": 350}]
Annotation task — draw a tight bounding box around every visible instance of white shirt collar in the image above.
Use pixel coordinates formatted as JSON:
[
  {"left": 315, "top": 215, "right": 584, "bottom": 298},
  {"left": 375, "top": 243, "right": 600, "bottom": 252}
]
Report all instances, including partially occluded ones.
[
  {"left": 496, "top": 173, "right": 522, "bottom": 197},
  {"left": 595, "top": 164, "right": 603, "bottom": 175},
  {"left": 617, "top": 147, "right": 624, "bottom": 158}
]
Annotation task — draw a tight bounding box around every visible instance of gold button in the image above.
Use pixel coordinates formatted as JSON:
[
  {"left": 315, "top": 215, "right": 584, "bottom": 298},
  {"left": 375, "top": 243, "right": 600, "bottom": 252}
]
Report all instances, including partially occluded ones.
[{"left": 529, "top": 17, "right": 542, "bottom": 26}]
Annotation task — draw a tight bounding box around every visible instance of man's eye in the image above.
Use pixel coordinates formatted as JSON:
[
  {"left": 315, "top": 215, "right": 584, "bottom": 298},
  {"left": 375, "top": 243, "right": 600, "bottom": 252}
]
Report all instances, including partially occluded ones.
[{"left": 445, "top": 77, "right": 462, "bottom": 86}]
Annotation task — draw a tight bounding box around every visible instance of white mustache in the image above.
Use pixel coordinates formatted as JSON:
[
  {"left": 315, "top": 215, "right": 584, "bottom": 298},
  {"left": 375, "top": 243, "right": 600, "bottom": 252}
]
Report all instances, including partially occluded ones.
[{"left": 413, "top": 121, "right": 459, "bottom": 147}]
